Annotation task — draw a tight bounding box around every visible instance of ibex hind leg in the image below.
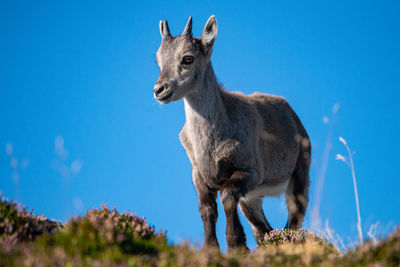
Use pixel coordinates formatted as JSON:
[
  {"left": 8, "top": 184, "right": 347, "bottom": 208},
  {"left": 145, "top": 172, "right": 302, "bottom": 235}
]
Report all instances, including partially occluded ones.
[
  {"left": 239, "top": 197, "right": 273, "bottom": 243},
  {"left": 285, "top": 149, "right": 310, "bottom": 229}
]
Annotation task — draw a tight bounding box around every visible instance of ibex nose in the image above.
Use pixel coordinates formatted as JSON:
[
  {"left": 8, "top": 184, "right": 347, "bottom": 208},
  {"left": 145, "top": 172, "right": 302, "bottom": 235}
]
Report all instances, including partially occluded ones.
[{"left": 153, "top": 85, "right": 165, "bottom": 96}]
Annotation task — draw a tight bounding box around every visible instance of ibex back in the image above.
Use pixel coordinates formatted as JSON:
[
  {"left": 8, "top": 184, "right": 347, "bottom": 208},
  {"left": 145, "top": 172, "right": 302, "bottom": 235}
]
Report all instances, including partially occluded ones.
[{"left": 154, "top": 16, "right": 311, "bottom": 253}]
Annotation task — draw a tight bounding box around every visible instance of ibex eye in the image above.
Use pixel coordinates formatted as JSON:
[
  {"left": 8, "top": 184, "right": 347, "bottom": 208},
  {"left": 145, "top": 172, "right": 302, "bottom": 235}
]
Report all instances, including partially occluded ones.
[{"left": 182, "top": 55, "right": 194, "bottom": 65}]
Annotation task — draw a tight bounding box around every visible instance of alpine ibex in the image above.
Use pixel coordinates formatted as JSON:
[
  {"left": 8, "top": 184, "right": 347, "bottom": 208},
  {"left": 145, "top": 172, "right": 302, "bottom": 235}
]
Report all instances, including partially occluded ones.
[{"left": 154, "top": 16, "right": 311, "bottom": 252}]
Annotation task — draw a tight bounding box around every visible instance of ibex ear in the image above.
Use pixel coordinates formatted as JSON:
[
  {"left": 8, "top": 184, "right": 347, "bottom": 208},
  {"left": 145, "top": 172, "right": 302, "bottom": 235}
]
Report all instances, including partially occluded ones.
[
  {"left": 201, "top": 15, "right": 218, "bottom": 55},
  {"left": 159, "top": 19, "right": 171, "bottom": 39}
]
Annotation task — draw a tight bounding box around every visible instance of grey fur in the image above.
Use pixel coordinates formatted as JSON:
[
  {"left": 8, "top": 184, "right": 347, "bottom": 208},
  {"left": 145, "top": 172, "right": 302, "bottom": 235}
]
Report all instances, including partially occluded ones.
[{"left": 154, "top": 16, "right": 311, "bottom": 253}]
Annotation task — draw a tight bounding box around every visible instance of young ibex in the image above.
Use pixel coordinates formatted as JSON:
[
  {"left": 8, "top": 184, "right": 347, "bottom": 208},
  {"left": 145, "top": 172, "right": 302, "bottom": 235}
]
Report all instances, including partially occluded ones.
[{"left": 154, "top": 16, "right": 311, "bottom": 252}]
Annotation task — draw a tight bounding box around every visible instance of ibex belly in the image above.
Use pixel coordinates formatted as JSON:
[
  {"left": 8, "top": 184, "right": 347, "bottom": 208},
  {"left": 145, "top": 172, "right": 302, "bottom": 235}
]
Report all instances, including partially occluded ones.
[
  {"left": 244, "top": 180, "right": 290, "bottom": 198},
  {"left": 244, "top": 136, "right": 299, "bottom": 198}
]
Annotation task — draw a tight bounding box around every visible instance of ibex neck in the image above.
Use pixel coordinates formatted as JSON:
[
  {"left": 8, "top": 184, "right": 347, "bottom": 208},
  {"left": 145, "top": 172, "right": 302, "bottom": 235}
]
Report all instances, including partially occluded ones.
[{"left": 183, "top": 63, "right": 228, "bottom": 129}]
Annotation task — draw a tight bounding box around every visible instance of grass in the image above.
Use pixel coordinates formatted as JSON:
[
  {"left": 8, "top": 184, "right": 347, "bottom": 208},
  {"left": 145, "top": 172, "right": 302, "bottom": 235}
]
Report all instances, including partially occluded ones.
[
  {"left": 336, "top": 136, "right": 363, "bottom": 246},
  {"left": 0, "top": 196, "right": 399, "bottom": 266}
]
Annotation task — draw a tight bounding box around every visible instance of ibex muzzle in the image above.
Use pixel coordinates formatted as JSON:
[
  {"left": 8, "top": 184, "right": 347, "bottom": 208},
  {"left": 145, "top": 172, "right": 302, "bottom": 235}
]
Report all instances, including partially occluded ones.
[
  {"left": 154, "top": 16, "right": 311, "bottom": 253},
  {"left": 153, "top": 70, "right": 172, "bottom": 101}
]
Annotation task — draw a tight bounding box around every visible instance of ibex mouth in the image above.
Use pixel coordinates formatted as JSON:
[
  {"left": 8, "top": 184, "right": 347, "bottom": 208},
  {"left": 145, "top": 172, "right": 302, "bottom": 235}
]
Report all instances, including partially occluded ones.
[{"left": 157, "top": 91, "right": 173, "bottom": 102}]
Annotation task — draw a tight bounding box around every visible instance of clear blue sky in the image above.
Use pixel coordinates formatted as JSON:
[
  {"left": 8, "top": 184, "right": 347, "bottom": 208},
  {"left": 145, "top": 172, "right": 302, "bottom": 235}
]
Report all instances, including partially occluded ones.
[{"left": 1, "top": 1, "right": 399, "bottom": 251}]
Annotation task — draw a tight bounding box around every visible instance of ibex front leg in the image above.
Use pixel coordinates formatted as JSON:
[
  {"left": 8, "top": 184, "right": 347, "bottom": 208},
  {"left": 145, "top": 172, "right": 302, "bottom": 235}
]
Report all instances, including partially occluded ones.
[
  {"left": 220, "top": 167, "right": 258, "bottom": 253},
  {"left": 193, "top": 170, "right": 219, "bottom": 249}
]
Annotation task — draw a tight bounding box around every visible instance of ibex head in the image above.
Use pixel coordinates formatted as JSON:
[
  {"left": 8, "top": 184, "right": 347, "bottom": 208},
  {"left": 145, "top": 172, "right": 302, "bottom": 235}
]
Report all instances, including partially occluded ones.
[{"left": 154, "top": 16, "right": 218, "bottom": 104}]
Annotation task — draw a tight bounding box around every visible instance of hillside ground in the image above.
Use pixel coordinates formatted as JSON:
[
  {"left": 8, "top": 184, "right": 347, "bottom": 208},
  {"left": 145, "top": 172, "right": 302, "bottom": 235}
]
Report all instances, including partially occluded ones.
[{"left": 0, "top": 195, "right": 399, "bottom": 266}]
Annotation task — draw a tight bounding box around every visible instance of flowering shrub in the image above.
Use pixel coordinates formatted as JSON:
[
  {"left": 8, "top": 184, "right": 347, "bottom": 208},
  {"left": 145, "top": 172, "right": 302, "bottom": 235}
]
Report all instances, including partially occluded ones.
[
  {"left": 260, "top": 228, "right": 330, "bottom": 246},
  {"left": 0, "top": 194, "right": 61, "bottom": 243},
  {"left": 0, "top": 197, "right": 399, "bottom": 266},
  {"left": 40, "top": 204, "right": 168, "bottom": 258}
]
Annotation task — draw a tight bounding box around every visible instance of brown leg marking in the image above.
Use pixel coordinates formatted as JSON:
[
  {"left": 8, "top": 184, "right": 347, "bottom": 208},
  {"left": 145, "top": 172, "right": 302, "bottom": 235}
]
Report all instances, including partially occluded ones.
[
  {"left": 220, "top": 167, "right": 258, "bottom": 252},
  {"left": 285, "top": 148, "right": 310, "bottom": 229},
  {"left": 239, "top": 197, "right": 273, "bottom": 243},
  {"left": 193, "top": 171, "right": 220, "bottom": 249}
]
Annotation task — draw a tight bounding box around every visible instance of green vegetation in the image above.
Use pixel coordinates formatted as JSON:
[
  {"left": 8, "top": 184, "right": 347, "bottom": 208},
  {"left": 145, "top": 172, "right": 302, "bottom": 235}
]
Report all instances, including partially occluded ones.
[
  {"left": 0, "top": 195, "right": 61, "bottom": 242},
  {"left": 0, "top": 196, "right": 398, "bottom": 266}
]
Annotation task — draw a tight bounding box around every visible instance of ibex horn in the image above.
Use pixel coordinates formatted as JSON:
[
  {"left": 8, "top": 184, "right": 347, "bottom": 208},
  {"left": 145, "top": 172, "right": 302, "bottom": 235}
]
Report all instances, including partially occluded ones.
[{"left": 182, "top": 16, "right": 192, "bottom": 36}]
